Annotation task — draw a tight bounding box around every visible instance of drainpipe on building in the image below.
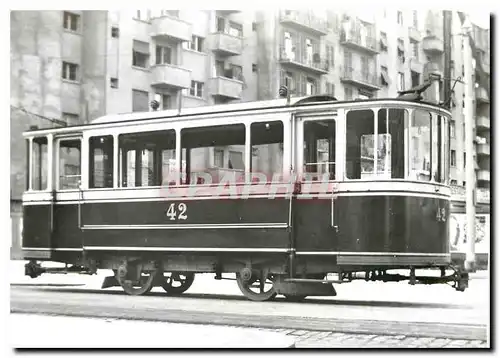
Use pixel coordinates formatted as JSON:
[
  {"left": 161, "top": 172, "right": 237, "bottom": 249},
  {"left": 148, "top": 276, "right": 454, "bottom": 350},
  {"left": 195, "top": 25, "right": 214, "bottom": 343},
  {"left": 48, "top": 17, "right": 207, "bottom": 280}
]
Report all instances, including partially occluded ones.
[{"left": 462, "top": 13, "right": 476, "bottom": 272}]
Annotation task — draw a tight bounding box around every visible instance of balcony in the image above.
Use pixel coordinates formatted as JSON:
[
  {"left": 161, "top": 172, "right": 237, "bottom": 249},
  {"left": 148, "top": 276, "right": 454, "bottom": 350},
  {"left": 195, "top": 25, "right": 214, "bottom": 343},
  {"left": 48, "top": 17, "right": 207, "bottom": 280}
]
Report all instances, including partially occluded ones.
[
  {"left": 151, "top": 15, "right": 192, "bottom": 42},
  {"left": 477, "top": 169, "right": 490, "bottom": 182},
  {"left": 340, "top": 68, "right": 381, "bottom": 91},
  {"left": 476, "top": 86, "right": 489, "bottom": 104},
  {"left": 340, "top": 31, "right": 379, "bottom": 55},
  {"left": 209, "top": 76, "right": 243, "bottom": 100},
  {"left": 151, "top": 64, "right": 191, "bottom": 89},
  {"left": 422, "top": 35, "right": 444, "bottom": 54},
  {"left": 409, "top": 58, "right": 424, "bottom": 73},
  {"left": 279, "top": 10, "right": 328, "bottom": 36},
  {"left": 476, "top": 143, "right": 490, "bottom": 157},
  {"left": 476, "top": 116, "right": 490, "bottom": 130},
  {"left": 209, "top": 32, "right": 243, "bottom": 56},
  {"left": 408, "top": 27, "right": 421, "bottom": 42},
  {"left": 279, "top": 51, "right": 329, "bottom": 75},
  {"left": 424, "top": 62, "right": 442, "bottom": 77}
]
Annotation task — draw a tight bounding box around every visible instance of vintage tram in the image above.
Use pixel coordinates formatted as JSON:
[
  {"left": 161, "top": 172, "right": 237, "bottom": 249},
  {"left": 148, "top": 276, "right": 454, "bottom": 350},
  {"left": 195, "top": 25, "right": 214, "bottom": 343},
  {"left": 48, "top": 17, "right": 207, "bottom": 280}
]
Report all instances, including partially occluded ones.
[{"left": 20, "top": 90, "right": 469, "bottom": 301}]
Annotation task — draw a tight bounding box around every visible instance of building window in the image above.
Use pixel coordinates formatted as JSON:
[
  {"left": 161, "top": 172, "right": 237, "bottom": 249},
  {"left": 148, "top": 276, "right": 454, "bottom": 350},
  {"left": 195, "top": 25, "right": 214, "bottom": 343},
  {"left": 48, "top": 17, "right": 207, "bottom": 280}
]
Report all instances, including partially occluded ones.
[
  {"left": 135, "top": 10, "right": 152, "bottom": 21},
  {"left": 132, "top": 89, "right": 149, "bottom": 112},
  {"left": 306, "top": 77, "right": 316, "bottom": 95},
  {"left": 397, "top": 39, "right": 405, "bottom": 60},
  {"left": 397, "top": 11, "right": 403, "bottom": 25},
  {"left": 411, "top": 71, "right": 419, "bottom": 87},
  {"left": 325, "top": 81, "right": 335, "bottom": 96},
  {"left": 110, "top": 77, "right": 119, "bottom": 88},
  {"left": 463, "top": 152, "right": 466, "bottom": 168},
  {"left": 156, "top": 45, "right": 172, "bottom": 65},
  {"left": 62, "top": 62, "right": 78, "bottom": 81},
  {"left": 63, "top": 12, "right": 80, "bottom": 31},
  {"left": 412, "top": 11, "right": 418, "bottom": 28},
  {"left": 111, "top": 26, "right": 120, "bottom": 38},
  {"left": 216, "top": 16, "right": 225, "bottom": 32},
  {"left": 132, "top": 40, "right": 150, "bottom": 68},
  {"left": 450, "top": 120, "right": 456, "bottom": 138},
  {"left": 214, "top": 148, "right": 224, "bottom": 167},
  {"left": 190, "top": 81, "right": 204, "bottom": 97},
  {"left": 411, "top": 40, "right": 418, "bottom": 60},
  {"left": 252, "top": 22, "right": 257, "bottom": 31},
  {"left": 252, "top": 64, "right": 258, "bottom": 73},
  {"left": 62, "top": 112, "right": 79, "bottom": 126},
  {"left": 154, "top": 93, "right": 172, "bottom": 110},
  {"left": 380, "top": 32, "right": 388, "bottom": 52},
  {"left": 344, "top": 87, "right": 353, "bottom": 100},
  {"left": 381, "top": 66, "right": 389, "bottom": 86},
  {"left": 397, "top": 72, "right": 405, "bottom": 91},
  {"left": 451, "top": 150, "right": 456, "bottom": 166},
  {"left": 184, "top": 35, "right": 204, "bottom": 52},
  {"left": 229, "top": 21, "right": 243, "bottom": 37},
  {"left": 451, "top": 179, "right": 457, "bottom": 185}
]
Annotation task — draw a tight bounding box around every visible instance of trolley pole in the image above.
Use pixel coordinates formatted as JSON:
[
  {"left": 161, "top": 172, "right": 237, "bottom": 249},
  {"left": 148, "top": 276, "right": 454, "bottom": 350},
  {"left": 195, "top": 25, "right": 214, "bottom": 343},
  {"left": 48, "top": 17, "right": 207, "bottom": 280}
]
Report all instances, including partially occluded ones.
[{"left": 462, "top": 14, "right": 476, "bottom": 272}]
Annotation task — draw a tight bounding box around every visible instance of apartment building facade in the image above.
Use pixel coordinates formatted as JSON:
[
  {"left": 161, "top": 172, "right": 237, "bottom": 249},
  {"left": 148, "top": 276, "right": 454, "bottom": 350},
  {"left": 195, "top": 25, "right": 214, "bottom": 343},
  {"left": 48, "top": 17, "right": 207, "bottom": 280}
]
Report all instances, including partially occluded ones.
[{"left": 10, "top": 9, "right": 490, "bottom": 256}]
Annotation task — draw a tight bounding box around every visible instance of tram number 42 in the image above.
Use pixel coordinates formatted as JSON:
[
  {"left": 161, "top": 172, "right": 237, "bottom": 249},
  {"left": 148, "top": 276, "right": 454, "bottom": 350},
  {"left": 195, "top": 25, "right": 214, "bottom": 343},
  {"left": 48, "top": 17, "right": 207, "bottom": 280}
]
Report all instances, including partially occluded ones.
[{"left": 165, "top": 203, "right": 188, "bottom": 221}]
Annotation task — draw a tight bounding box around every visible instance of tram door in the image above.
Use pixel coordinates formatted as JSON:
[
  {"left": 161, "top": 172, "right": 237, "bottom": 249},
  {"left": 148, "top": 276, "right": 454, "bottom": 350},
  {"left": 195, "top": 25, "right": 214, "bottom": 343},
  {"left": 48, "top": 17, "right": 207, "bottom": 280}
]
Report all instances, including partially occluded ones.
[{"left": 294, "top": 113, "right": 339, "bottom": 252}]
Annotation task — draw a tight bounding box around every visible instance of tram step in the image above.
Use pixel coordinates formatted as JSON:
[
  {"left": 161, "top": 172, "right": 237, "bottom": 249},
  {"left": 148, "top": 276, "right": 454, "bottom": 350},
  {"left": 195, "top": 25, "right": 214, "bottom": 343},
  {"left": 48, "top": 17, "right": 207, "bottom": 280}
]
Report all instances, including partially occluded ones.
[{"left": 274, "top": 277, "right": 337, "bottom": 297}]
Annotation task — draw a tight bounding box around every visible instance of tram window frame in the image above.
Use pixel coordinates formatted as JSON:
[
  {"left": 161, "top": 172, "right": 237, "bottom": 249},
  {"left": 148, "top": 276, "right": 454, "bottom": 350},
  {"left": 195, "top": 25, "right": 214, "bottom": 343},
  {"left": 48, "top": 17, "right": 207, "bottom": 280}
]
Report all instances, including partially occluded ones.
[
  {"left": 180, "top": 124, "right": 246, "bottom": 185},
  {"left": 345, "top": 109, "right": 375, "bottom": 180},
  {"left": 31, "top": 136, "right": 48, "bottom": 191},
  {"left": 118, "top": 130, "right": 176, "bottom": 188},
  {"left": 89, "top": 136, "right": 114, "bottom": 189},
  {"left": 376, "top": 108, "right": 408, "bottom": 179},
  {"left": 303, "top": 118, "right": 336, "bottom": 181},
  {"left": 57, "top": 138, "right": 82, "bottom": 191},
  {"left": 250, "top": 121, "right": 284, "bottom": 182},
  {"left": 409, "top": 110, "right": 434, "bottom": 182}
]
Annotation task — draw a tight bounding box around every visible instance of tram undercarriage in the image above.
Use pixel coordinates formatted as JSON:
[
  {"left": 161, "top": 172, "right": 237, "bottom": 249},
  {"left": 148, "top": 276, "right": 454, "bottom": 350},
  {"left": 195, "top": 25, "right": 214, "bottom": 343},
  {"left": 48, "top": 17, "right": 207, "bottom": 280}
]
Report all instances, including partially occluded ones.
[{"left": 24, "top": 252, "right": 469, "bottom": 301}]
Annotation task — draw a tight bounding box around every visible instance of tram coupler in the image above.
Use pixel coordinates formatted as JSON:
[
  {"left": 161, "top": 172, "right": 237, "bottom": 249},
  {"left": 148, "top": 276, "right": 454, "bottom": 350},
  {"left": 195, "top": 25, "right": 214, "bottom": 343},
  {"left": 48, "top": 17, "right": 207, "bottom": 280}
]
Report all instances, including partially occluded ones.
[{"left": 274, "top": 276, "right": 337, "bottom": 297}]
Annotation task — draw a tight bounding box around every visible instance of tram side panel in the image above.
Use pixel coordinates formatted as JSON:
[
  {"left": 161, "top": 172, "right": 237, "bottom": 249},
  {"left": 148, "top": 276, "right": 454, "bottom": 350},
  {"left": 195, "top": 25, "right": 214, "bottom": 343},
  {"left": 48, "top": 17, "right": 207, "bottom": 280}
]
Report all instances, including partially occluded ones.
[
  {"left": 293, "top": 194, "right": 450, "bottom": 266},
  {"left": 80, "top": 197, "right": 291, "bottom": 250},
  {"left": 22, "top": 204, "right": 51, "bottom": 254}
]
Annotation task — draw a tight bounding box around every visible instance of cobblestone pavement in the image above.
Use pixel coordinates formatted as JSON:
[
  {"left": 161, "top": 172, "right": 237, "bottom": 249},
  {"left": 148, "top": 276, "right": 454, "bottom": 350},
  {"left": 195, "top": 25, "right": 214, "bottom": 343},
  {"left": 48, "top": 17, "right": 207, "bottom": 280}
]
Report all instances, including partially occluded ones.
[{"left": 269, "top": 328, "right": 489, "bottom": 348}]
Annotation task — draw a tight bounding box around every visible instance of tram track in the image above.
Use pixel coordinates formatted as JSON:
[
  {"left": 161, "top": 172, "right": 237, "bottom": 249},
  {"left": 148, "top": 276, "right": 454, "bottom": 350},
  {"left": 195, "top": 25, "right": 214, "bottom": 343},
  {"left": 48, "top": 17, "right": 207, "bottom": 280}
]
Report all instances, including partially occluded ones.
[{"left": 10, "top": 285, "right": 487, "bottom": 341}]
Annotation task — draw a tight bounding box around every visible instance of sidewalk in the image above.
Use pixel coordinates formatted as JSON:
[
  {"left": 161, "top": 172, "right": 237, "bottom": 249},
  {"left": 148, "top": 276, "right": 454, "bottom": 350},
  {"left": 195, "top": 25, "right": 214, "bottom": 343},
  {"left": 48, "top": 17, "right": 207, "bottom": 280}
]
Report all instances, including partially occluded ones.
[{"left": 9, "top": 313, "right": 296, "bottom": 348}]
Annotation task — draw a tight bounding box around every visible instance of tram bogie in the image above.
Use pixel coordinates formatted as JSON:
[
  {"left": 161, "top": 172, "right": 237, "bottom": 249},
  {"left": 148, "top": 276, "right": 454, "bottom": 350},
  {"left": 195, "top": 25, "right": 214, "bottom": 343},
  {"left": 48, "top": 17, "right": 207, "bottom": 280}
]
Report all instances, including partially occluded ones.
[{"left": 20, "top": 91, "right": 468, "bottom": 301}]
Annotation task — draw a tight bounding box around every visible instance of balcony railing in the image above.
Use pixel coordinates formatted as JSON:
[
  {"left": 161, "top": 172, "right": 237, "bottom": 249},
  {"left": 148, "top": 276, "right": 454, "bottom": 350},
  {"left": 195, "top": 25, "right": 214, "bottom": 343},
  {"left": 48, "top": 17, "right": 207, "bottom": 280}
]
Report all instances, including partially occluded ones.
[
  {"left": 476, "top": 116, "right": 490, "bottom": 130},
  {"left": 477, "top": 143, "right": 490, "bottom": 156},
  {"left": 209, "top": 76, "right": 243, "bottom": 99},
  {"left": 477, "top": 169, "right": 490, "bottom": 182},
  {"left": 279, "top": 49, "right": 329, "bottom": 75},
  {"left": 476, "top": 86, "right": 489, "bottom": 104},
  {"left": 151, "top": 15, "right": 192, "bottom": 42},
  {"left": 340, "top": 67, "right": 381, "bottom": 91},
  {"left": 340, "top": 30, "right": 379, "bottom": 55},
  {"left": 209, "top": 32, "right": 243, "bottom": 56},
  {"left": 151, "top": 64, "right": 191, "bottom": 89},
  {"left": 408, "top": 27, "right": 421, "bottom": 42},
  {"left": 422, "top": 35, "right": 444, "bottom": 54},
  {"left": 279, "top": 10, "right": 328, "bottom": 36}
]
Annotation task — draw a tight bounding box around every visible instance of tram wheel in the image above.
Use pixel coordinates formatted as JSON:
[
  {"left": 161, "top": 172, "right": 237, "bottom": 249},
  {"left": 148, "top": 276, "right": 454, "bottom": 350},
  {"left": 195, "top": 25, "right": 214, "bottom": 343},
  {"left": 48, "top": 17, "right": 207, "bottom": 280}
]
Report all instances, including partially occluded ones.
[
  {"left": 116, "top": 263, "right": 158, "bottom": 296},
  {"left": 161, "top": 272, "right": 195, "bottom": 295},
  {"left": 236, "top": 272, "right": 277, "bottom": 302}
]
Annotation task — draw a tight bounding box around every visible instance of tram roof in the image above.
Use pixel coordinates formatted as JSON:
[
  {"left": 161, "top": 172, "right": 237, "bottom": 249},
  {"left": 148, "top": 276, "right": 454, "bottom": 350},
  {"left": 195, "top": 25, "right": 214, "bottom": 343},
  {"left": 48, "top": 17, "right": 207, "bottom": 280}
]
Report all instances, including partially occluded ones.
[{"left": 23, "top": 95, "right": 451, "bottom": 136}]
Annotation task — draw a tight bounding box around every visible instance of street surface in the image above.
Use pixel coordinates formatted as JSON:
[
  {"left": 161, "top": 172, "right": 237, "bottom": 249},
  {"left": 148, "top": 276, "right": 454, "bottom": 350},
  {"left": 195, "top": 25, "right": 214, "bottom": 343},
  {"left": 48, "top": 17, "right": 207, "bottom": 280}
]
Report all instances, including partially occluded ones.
[{"left": 9, "top": 260, "right": 490, "bottom": 348}]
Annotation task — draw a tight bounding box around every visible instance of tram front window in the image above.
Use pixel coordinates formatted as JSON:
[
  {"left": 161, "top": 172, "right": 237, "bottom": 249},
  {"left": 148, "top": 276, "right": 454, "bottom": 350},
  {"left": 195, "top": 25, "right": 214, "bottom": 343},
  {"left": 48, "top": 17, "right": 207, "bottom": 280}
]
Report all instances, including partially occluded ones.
[
  {"left": 346, "top": 108, "right": 407, "bottom": 180},
  {"left": 409, "top": 110, "right": 432, "bottom": 182},
  {"left": 31, "top": 136, "right": 48, "bottom": 190}
]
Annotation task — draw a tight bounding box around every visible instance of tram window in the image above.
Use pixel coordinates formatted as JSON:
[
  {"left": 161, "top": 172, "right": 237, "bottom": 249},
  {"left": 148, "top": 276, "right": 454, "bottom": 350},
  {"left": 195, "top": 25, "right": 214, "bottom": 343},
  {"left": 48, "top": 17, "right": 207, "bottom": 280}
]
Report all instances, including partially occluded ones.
[
  {"left": 377, "top": 109, "right": 407, "bottom": 179},
  {"left": 250, "top": 121, "right": 284, "bottom": 181},
  {"left": 31, "top": 137, "right": 48, "bottom": 190},
  {"left": 58, "top": 139, "right": 81, "bottom": 190},
  {"left": 443, "top": 116, "right": 449, "bottom": 184},
  {"left": 409, "top": 110, "right": 432, "bottom": 182},
  {"left": 118, "top": 130, "right": 176, "bottom": 187},
  {"left": 89, "top": 136, "right": 114, "bottom": 188},
  {"left": 303, "top": 119, "right": 335, "bottom": 180},
  {"left": 181, "top": 124, "right": 245, "bottom": 185},
  {"left": 432, "top": 113, "right": 442, "bottom": 183},
  {"left": 345, "top": 110, "right": 374, "bottom": 180}
]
